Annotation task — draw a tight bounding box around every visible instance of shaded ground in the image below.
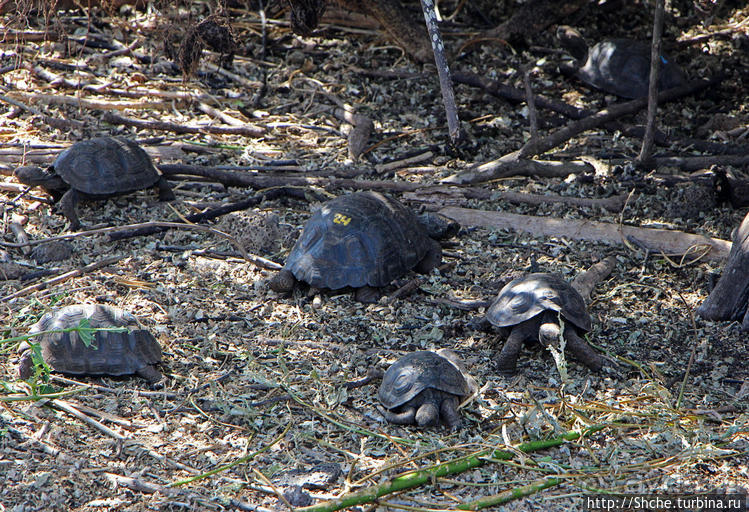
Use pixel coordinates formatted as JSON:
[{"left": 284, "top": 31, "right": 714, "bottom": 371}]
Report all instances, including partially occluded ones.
[{"left": 1, "top": 1, "right": 748, "bottom": 511}]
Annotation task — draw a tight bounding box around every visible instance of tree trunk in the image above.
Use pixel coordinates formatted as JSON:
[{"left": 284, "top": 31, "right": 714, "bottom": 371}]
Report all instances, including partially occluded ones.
[{"left": 697, "top": 211, "right": 749, "bottom": 329}]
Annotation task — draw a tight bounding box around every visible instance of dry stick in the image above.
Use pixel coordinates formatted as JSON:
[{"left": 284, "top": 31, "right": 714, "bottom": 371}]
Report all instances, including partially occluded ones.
[
  {"left": 388, "top": 261, "right": 456, "bottom": 303},
  {"left": 438, "top": 207, "right": 731, "bottom": 262},
  {"left": 51, "top": 399, "right": 124, "bottom": 440},
  {"left": 445, "top": 77, "right": 716, "bottom": 185},
  {"left": 0, "top": 255, "right": 122, "bottom": 303},
  {"left": 419, "top": 0, "right": 461, "bottom": 144},
  {"left": 296, "top": 424, "right": 608, "bottom": 512},
  {"left": 9, "top": 216, "right": 30, "bottom": 255},
  {"left": 452, "top": 72, "right": 586, "bottom": 119},
  {"left": 159, "top": 162, "right": 592, "bottom": 193},
  {"left": 522, "top": 67, "right": 539, "bottom": 152},
  {"left": 0, "top": 91, "right": 84, "bottom": 130},
  {"left": 101, "top": 111, "right": 265, "bottom": 137},
  {"left": 105, "top": 473, "right": 271, "bottom": 512},
  {"left": 638, "top": 0, "right": 666, "bottom": 163},
  {"left": 571, "top": 256, "right": 617, "bottom": 303},
  {"left": 453, "top": 72, "right": 748, "bottom": 156},
  {"left": 406, "top": 189, "right": 626, "bottom": 213}
]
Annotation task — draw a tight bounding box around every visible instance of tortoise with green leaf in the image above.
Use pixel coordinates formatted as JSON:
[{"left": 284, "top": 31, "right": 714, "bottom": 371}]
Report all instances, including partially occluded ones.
[
  {"left": 18, "top": 304, "right": 163, "bottom": 383},
  {"left": 486, "top": 273, "right": 604, "bottom": 374}
]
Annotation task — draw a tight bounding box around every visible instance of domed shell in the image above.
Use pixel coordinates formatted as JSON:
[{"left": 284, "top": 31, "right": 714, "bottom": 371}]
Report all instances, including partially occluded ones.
[
  {"left": 557, "top": 26, "right": 685, "bottom": 99},
  {"left": 21, "top": 304, "right": 161, "bottom": 377},
  {"left": 579, "top": 39, "right": 685, "bottom": 99},
  {"left": 53, "top": 137, "right": 161, "bottom": 196},
  {"left": 283, "top": 192, "right": 433, "bottom": 290},
  {"left": 486, "top": 273, "right": 591, "bottom": 332},
  {"left": 378, "top": 351, "right": 472, "bottom": 410}
]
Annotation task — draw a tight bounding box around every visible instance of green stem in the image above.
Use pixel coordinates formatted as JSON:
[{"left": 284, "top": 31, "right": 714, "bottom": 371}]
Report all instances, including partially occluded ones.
[
  {"left": 0, "top": 325, "right": 127, "bottom": 345},
  {"left": 296, "top": 424, "right": 608, "bottom": 512},
  {"left": 457, "top": 477, "right": 562, "bottom": 510}
]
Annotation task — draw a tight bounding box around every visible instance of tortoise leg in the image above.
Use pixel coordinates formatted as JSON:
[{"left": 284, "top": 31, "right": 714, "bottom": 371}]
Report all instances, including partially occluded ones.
[
  {"left": 564, "top": 329, "right": 604, "bottom": 371},
  {"left": 156, "top": 176, "right": 175, "bottom": 201},
  {"left": 439, "top": 395, "right": 461, "bottom": 430},
  {"left": 269, "top": 269, "right": 297, "bottom": 293},
  {"left": 495, "top": 325, "right": 528, "bottom": 375},
  {"left": 59, "top": 188, "right": 81, "bottom": 230},
  {"left": 137, "top": 365, "right": 163, "bottom": 384},
  {"left": 18, "top": 351, "right": 34, "bottom": 380},
  {"left": 414, "top": 402, "right": 440, "bottom": 428},
  {"left": 414, "top": 238, "right": 442, "bottom": 274},
  {"left": 381, "top": 406, "right": 416, "bottom": 425},
  {"left": 355, "top": 286, "right": 381, "bottom": 303}
]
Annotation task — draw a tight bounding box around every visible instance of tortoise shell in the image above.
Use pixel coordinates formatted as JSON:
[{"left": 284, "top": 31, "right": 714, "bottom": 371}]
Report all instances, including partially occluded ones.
[
  {"left": 486, "top": 272, "right": 591, "bottom": 332},
  {"left": 283, "top": 191, "right": 434, "bottom": 290},
  {"left": 558, "top": 26, "right": 685, "bottom": 99},
  {"left": 53, "top": 136, "right": 162, "bottom": 196},
  {"left": 19, "top": 304, "right": 162, "bottom": 380},
  {"left": 378, "top": 350, "right": 472, "bottom": 410}
]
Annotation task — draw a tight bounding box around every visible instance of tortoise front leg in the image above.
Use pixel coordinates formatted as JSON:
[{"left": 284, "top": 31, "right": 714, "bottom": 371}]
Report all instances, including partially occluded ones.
[
  {"left": 564, "top": 329, "right": 604, "bottom": 371},
  {"left": 414, "top": 238, "right": 442, "bottom": 274},
  {"left": 59, "top": 188, "right": 81, "bottom": 230},
  {"left": 355, "top": 286, "right": 381, "bottom": 303},
  {"left": 381, "top": 406, "right": 416, "bottom": 425},
  {"left": 439, "top": 395, "right": 461, "bottom": 430},
  {"left": 137, "top": 365, "right": 163, "bottom": 384},
  {"left": 495, "top": 325, "right": 527, "bottom": 375},
  {"left": 157, "top": 176, "right": 175, "bottom": 201}
]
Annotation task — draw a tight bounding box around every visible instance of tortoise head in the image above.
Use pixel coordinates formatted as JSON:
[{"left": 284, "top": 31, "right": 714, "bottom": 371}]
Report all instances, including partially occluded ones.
[
  {"left": 556, "top": 25, "right": 589, "bottom": 63},
  {"left": 418, "top": 213, "right": 460, "bottom": 240},
  {"left": 14, "top": 165, "right": 67, "bottom": 191}
]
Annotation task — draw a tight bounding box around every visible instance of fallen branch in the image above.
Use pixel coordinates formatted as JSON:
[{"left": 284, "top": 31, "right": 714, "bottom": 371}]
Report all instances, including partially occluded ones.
[
  {"left": 445, "top": 77, "right": 718, "bottom": 185},
  {"left": 442, "top": 158, "right": 593, "bottom": 185},
  {"left": 297, "top": 424, "right": 608, "bottom": 512},
  {"left": 571, "top": 255, "right": 617, "bottom": 302},
  {"left": 407, "top": 189, "right": 626, "bottom": 213},
  {"left": 1, "top": 255, "right": 122, "bottom": 303},
  {"left": 438, "top": 207, "right": 730, "bottom": 262},
  {"left": 453, "top": 72, "right": 586, "bottom": 119},
  {"left": 102, "top": 112, "right": 265, "bottom": 137}
]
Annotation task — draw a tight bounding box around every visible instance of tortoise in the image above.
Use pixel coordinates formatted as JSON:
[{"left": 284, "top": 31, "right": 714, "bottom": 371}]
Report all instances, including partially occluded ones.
[
  {"left": 486, "top": 272, "right": 604, "bottom": 374},
  {"left": 268, "top": 191, "right": 458, "bottom": 303},
  {"left": 378, "top": 349, "right": 476, "bottom": 429},
  {"left": 18, "top": 304, "right": 163, "bottom": 383},
  {"left": 14, "top": 136, "right": 175, "bottom": 230},
  {"left": 556, "top": 25, "right": 685, "bottom": 99}
]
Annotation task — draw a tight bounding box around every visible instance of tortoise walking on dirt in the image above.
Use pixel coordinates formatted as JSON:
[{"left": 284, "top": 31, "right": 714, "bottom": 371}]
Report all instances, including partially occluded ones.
[
  {"left": 378, "top": 349, "right": 476, "bottom": 429},
  {"left": 18, "top": 304, "right": 163, "bottom": 383},
  {"left": 269, "top": 191, "right": 458, "bottom": 303},
  {"left": 486, "top": 273, "right": 604, "bottom": 374},
  {"left": 557, "top": 25, "right": 685, "bottom": 99},
  {"left": 14, "top": 136, "right": 174, "bottom": 230}
]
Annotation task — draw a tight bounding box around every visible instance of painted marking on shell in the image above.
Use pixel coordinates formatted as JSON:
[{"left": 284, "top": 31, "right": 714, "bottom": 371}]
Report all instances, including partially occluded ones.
[{"left": 332, "top": 213, "right": 352, "bottom": 226}]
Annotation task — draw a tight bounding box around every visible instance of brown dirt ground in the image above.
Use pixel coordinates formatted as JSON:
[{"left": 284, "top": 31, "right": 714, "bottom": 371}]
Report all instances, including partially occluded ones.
[{"left": 1, "top": 1, "right": 748, "bottom": 511}]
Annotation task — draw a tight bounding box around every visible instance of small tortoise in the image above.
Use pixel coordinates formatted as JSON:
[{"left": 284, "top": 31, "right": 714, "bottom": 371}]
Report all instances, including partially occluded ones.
[
  {"left": 18, "top": 304, "right": 163, "bottom": 383},
  {"left": 486, "top": 273, "right": 604, "bottom": 374},
  {"left": 14, "top": 136, "right": 174, "bottom": 230},
  {"left": 557, "top": 25, "right": 685, "bottom": 99},
  {"left": 378, "top": 349, "right": 476, "bottom": 429},
  {"left": 269, "top": 191, "right": 458, "bottom": 302}
]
